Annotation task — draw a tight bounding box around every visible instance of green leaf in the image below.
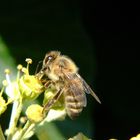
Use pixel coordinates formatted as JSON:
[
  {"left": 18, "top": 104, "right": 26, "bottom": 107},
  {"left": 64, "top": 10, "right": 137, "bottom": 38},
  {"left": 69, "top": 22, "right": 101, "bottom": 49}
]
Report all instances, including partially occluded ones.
[
  {"left": 0, "top": 36, "right": 16, "bottom": 86},
  {"left": 35, "top": 122, "right": 65, "bottom": 140},
  {"left": 0, "top": 125, "right": 5, "bottom": 140}
]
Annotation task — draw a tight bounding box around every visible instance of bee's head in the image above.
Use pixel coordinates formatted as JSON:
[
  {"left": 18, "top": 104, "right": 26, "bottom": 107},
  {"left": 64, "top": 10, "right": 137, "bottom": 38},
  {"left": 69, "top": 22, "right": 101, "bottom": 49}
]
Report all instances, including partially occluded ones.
[{"left": 43, "top": 51, "right": 60, "bottom": 67}]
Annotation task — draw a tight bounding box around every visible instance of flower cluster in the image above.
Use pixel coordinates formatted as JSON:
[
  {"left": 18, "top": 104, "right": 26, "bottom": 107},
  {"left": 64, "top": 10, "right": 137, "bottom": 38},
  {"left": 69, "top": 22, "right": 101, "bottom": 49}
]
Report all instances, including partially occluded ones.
[{"left": 0, "top": 58, "right": 66, "bottom": 140}]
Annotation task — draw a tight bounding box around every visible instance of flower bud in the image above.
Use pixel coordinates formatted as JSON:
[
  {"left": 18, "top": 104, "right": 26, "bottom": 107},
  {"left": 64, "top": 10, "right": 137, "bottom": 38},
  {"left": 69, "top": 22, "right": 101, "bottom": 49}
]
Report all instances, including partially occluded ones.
[
  {"left": 43, "top": 89, "right": 65, "bottom": 110},
  {"left": 26, "top": 104, "right": 44, "bottom": 123},
  {"left": 43, "top": 89, "right": 66, "bottom": 122},
  {"left": 0, "top": 96, "right": 7, "bottom": 115},
  {"left": 4, "top": 69, "right": 11, "bottom": 74}
]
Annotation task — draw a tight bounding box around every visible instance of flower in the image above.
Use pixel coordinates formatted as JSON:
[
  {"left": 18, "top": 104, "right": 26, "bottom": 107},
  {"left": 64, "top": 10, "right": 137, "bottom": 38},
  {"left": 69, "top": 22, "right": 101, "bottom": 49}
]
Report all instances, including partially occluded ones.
[
  {"left": 5, "top": 59, "right": 44, "bottom": 101},
  {"left": 130, "top": 133, "right": 140, "bottom": 140},
  {"left": 19, "top": 74, "right": 44, "bottom": 100},
  {"left": 19, "top": 59, "right": 44, "bottom": 101}
]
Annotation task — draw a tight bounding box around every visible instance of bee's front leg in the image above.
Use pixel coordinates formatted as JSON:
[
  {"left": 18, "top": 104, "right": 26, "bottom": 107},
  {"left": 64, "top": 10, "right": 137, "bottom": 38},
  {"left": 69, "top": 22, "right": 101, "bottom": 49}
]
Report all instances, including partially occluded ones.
[
  {"left": 39, "top": 79, "right": 55, "bottom": 88},
  {"left": 44, "top": 80, "right": 52, "bottom": 88}
]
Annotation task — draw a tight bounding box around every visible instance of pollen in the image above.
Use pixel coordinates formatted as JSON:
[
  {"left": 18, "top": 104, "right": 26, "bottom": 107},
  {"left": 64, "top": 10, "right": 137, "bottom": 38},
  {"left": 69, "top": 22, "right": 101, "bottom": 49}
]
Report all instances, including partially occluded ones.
[
  {"left": 25, "top": 58, "right": 32, "bottom": 64},
  {"left": 22, "top": 67, "right": 28, "bottom": 74},
  {"left": 2, "top": 80, "right": 8, "bottom": 87},
  {"left": 17, "top": 64, "right": 23, "bottom": 70},
  {"left": 4, "top": 69, "right": 11, "bottom": 74}
]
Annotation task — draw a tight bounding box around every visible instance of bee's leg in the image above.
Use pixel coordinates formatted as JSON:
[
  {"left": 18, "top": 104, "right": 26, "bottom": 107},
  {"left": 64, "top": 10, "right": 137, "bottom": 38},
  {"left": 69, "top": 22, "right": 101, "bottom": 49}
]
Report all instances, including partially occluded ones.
[
  {"left": 35, "top": 70, "right": 44, "bottom": 80},
  {"left": 43, "top": 80, "right": 56, "bottom": 89},
  {"left": 42, "top": 88, "right": 63, "bottom": 113},
  {"left": 44, "top": 80, "right": 52, "bottom": 88}
]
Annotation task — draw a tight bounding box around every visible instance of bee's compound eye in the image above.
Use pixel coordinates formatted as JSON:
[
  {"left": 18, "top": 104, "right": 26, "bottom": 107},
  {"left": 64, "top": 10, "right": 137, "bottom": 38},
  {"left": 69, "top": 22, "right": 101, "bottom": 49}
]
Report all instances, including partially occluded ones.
[
  {"left": 48, "top": 56, "right": 52, "bottom": 60},
  {"left": 45, "top": 56, "right": 53, "bottom": 64}
]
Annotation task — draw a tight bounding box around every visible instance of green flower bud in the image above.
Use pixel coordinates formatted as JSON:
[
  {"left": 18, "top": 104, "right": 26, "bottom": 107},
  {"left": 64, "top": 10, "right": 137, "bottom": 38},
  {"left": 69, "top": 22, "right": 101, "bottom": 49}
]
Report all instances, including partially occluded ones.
[
  {"left": 26, "top": 104, "right": 44, "bottom": 123},
  {"left": 43, "top": 89, "right": 65, "bottom": 110},
  {"left": 43, "top": 89, "right": 66, "bottom": 122},
  {"left": 0, "top": 96, "right": 7, "bottom": 115},
  {"left": 19, "top": 75, "right": 44, "bottom": 100}
]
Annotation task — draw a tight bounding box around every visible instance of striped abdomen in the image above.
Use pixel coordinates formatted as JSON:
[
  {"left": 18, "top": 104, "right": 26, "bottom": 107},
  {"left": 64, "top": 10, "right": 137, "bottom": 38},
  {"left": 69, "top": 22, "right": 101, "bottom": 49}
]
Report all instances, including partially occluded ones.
[{"left": 64, "top": 88, "right": 87, "bottom": 119}]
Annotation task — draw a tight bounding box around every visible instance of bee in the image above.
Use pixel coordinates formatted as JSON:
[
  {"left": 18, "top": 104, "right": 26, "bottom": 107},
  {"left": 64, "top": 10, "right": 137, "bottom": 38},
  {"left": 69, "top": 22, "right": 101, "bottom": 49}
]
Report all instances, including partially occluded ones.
[{"left": 37, "top": 51, "right": 101, "bottom": 119}]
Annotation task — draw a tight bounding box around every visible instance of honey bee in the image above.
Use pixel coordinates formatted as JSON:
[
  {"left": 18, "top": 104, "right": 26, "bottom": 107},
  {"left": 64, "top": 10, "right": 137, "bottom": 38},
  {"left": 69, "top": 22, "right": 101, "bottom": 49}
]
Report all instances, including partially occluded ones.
[{"left": 37, "top": 51, "right": 101, "bottom": 119}]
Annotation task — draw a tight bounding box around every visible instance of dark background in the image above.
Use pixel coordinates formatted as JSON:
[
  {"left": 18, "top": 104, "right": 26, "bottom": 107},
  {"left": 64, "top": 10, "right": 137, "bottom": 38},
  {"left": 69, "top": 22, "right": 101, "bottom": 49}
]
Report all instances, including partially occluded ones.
[{"left": 0, "top": 0, "right": 140, "bottom": 139}]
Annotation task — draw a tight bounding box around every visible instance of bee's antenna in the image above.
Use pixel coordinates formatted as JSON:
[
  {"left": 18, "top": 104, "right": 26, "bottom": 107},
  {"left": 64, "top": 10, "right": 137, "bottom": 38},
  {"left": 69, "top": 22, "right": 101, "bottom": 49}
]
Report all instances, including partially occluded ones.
[{"left": 35, "top": 60, "right": 43, "bottom": 74}]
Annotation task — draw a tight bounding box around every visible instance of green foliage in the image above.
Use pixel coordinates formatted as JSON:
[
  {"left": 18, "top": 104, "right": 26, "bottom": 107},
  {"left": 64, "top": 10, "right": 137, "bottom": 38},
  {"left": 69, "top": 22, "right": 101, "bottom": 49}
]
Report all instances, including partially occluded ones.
[
  {"left": 35, "top": 122, "right": 65, "bottom": 140},
  {"left": 0, "top": 37, "right": 16, "bottom": 86}
]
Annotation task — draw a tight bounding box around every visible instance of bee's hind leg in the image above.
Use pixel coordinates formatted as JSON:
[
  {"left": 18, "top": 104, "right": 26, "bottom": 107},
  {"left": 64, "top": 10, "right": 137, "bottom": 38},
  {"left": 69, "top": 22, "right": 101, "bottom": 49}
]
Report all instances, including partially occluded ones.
[{"left": 42, "top": 88, "right": 63, "bottom": 114}]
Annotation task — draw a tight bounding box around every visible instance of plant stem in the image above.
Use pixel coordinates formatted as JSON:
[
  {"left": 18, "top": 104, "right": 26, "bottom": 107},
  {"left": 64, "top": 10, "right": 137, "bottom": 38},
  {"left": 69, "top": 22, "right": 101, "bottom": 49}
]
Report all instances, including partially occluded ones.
[
  {"left": 16, "top": 120, "right": 35, "bottom": 140},
  {"left": 7, "top": 99, "right": 23, "bottom": 140},
  {"left": 0, "top": 125, "right": 5, "bottom": 140}
]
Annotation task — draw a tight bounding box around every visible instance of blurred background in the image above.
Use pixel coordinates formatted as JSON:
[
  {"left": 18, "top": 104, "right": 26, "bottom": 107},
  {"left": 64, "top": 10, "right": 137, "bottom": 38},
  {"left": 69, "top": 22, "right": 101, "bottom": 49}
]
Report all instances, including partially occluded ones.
[{"left": 0, "top": 0, "right": 140, "bottom": 139}]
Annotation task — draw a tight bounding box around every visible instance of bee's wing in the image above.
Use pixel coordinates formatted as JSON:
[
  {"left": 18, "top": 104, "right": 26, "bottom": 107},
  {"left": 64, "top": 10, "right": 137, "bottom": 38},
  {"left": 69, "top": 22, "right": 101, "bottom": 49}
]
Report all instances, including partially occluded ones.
[
  {"left": 76, "top": 73, "right": 101, "bottom": 104},
  {"left": 64, "top": 73, "right": 87, "bottom": 107},
  {"left": 69, "top": 81, "right": 87, "bottom": 107}
]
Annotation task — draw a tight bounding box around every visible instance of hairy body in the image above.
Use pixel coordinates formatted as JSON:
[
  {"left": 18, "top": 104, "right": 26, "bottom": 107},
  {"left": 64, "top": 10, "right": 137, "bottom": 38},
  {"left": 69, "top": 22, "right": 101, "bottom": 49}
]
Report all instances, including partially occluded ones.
[{"left": 37, "top": 51, "right": 101, "bottom": 119}]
